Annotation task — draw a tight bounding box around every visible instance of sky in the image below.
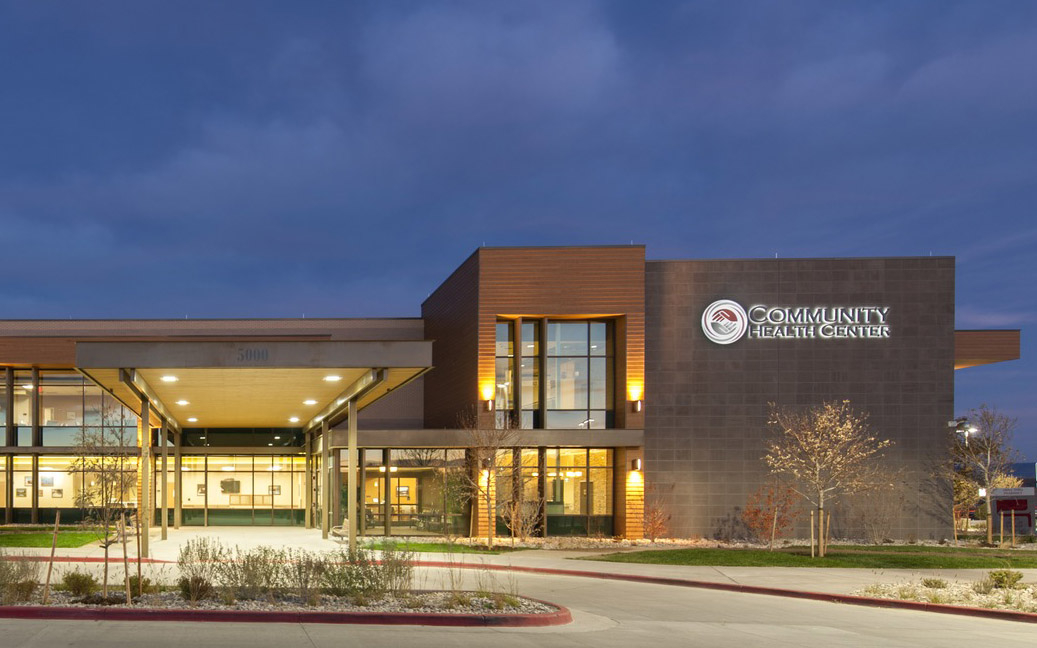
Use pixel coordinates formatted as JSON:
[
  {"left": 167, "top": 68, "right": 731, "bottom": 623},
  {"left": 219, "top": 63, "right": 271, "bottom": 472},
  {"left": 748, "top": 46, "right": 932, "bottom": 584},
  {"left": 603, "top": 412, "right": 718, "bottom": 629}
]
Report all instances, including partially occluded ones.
[{"left": 0, "top": 2, "right": 1033, "bottom": 455}]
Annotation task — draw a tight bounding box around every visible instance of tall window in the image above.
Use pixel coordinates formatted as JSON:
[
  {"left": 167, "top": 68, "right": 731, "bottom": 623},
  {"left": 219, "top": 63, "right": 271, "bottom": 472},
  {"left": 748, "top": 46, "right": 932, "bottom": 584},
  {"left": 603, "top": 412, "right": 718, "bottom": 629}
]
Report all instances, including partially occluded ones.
[
  {"left": 496, "top": 319, "right": 613, "bottom": 430},
  {"left": 545, "top": 321, "right": 611, "bottom": 429}
]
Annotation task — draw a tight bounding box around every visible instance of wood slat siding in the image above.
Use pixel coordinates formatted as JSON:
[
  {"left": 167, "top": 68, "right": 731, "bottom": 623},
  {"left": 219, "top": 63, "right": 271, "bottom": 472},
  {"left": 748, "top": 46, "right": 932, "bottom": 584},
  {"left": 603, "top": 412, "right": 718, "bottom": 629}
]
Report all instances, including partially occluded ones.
[
  {"left": 422, "top": 252, "right": 481, "bottom": 428},
  {"left": 478, "top": 246, "right": 646, "bottom": 430},
  {"left": 955, "top": 330, "right": 1021, "bottom": 369}
]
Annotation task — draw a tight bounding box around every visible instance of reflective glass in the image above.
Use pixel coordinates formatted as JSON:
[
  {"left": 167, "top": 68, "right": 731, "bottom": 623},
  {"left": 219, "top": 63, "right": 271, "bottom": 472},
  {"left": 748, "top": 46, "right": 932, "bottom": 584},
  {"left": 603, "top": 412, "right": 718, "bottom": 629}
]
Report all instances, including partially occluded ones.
[{"left": 547, "top": 322, "right": 588, "bottom": 356}]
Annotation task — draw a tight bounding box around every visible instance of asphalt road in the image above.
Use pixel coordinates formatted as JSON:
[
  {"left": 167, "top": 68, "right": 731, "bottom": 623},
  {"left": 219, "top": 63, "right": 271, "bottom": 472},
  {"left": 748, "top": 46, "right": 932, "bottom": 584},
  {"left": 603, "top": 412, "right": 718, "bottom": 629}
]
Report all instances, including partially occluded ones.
[{"left": 1, "top": 570, "right": 1032, "bottom": 647}]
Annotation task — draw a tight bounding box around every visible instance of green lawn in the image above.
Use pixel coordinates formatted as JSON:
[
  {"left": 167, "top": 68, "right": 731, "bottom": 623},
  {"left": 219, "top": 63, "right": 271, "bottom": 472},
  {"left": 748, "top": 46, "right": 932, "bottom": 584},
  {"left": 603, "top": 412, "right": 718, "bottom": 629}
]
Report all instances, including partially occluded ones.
[
  {"left": 585, "top": 547, "right": 1037, "bottom": 569},
  {"left": 0, "top": 532, "right": 98, "bottom": 548},
  {"left": 364, "top": 540, "right": 524, "bottom": 555}
]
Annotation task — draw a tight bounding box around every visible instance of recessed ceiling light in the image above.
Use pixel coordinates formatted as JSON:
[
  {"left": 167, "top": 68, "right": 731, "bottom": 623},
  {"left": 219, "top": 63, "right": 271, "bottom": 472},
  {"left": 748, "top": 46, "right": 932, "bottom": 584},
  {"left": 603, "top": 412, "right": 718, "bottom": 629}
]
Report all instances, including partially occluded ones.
[
  {"left": 160, "top": 375, "right": 179, "bottom": 383},
  {"left": 21, "top": 384, "right": 33, "bottom": 390},
  {"left": 274, "top": 436, "right": 281, "bottom": 440},
  {"left": 323, "top": 375, "right": 341, "bottom": 382},
  {"left": 187, "top": 417, "right": 198, "bottom": 423},
  {"left": 289, "top": 416, "right": 300, "bottom": 423},
  {"left": 303, "top": 399, "right": 317, "bottom": 406},
  {"left": 176, "top": 400, "right": 189, "bottom": 406}
]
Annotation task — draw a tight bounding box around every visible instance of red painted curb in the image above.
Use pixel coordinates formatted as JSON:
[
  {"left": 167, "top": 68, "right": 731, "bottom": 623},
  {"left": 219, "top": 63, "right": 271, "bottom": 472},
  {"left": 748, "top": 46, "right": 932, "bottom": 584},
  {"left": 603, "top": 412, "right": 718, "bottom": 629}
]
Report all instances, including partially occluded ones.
[{"left": 0, "top": 600, "right": 571, "bottom": 627}]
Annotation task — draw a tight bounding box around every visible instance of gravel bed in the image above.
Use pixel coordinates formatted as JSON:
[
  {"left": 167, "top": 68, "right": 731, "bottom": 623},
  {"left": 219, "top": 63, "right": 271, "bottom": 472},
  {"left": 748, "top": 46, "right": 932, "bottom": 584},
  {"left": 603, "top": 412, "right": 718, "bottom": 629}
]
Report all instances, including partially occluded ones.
[
  {"left": 854, "top": 581, "right": 1037, "bottom": 613},
  {"left": 7, "top": 590, "right": 556, "bottom": 615}
]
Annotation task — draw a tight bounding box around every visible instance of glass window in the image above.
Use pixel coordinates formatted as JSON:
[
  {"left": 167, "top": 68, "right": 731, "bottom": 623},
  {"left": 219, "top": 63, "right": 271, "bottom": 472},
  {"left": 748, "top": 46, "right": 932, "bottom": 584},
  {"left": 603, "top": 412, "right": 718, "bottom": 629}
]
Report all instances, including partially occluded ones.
[
  {"left": 544, "top": 320, "right": 612, "bottom": 429},
  {"left": 0, "top": 373, "right": 6, "bottom": 441},
  {"left": 547, "top": 322, "right": 588, "bottom": 356},
  {"left": 13, "top": 371, "right": 33, "bottom": 445}
]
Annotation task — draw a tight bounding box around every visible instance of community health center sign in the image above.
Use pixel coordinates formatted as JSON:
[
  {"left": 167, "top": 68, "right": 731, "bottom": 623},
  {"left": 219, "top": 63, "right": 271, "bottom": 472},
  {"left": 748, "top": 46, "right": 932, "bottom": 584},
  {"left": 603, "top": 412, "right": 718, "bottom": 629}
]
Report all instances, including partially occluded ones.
[{"left": 701, "top": 299, "right": 891, "bottom": 345}]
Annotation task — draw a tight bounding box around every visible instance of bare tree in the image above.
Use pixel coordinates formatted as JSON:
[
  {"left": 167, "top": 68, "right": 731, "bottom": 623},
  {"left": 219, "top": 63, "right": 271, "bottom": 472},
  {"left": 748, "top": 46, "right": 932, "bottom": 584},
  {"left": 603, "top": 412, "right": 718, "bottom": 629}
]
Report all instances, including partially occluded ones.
[
  {"left": 69, "top": 398, "right": 137, "bottom": 598},
  {"left": 763, "top": 400, "right": 892, "bottom": 557},
  {"left": 642, "top": 484, "right": 671, "bottom": 542},
  {"left": 497, "top": 449, "right": 543, "bottom": 544},
  {"left": 953, "top": 404, "right": 1020, "bottom": 544},
  {"left": 459, "top": 407, "right": 520, "bottom": 550}
]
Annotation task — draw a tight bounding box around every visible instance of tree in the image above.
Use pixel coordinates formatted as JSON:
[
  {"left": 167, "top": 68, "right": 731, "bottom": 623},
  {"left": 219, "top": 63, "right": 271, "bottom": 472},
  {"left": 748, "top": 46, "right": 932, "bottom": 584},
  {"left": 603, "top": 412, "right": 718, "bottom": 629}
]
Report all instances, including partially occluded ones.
[
  {"left": 69, "top": 399, "right": 137, "bottom": 598},
  {"left": 952, "top": 405, "right": 1019, "bottom": 544},
  {"left": 459, "top": 407, "right": 520, "bottom": 550},
  {"left": 763, "top": 400, "right": 892, "bottom": 557},
  {"left": 741, "top": 481, "right": 801, "bottom": 550},
  {"left": 497, "top": 449, "right": 543, "bottom": 545},
  {"left": 642, "top": 485, "right": 671, "bottom": 542}
]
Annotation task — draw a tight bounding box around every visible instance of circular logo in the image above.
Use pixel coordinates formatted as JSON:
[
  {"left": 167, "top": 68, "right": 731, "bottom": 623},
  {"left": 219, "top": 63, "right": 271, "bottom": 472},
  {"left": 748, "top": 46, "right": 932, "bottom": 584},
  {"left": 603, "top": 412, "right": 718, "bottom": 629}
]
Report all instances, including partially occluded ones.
[{"left": 701, "top": 299, "right": 748, "bottom": 345}]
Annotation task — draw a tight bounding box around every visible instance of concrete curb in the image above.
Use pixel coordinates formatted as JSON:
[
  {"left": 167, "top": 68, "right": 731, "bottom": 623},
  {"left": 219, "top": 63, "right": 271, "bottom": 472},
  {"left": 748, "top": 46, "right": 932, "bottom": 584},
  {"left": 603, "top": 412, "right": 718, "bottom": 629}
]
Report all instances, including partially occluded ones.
[
  {"left": 412, "top": 562, "right": 1037, "bottom": 625},
  {"left": 0, "top": 599, "right": 572, "bottom": 627}
]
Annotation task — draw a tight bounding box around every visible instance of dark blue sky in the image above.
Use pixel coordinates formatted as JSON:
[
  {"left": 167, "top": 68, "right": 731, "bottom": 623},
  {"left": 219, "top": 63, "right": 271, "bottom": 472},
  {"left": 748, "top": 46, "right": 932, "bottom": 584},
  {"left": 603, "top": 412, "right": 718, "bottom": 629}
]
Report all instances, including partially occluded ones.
[{"left": 0, "top": 2, "right": 1033, "bottom": 456}]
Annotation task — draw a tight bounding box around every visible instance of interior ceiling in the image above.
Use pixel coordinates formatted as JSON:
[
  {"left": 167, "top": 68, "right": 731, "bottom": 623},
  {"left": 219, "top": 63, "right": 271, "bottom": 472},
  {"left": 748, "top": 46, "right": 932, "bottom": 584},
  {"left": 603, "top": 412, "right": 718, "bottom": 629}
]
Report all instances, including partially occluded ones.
[{"left": 83, "top": 367, "right": 423, "bottom": 428}]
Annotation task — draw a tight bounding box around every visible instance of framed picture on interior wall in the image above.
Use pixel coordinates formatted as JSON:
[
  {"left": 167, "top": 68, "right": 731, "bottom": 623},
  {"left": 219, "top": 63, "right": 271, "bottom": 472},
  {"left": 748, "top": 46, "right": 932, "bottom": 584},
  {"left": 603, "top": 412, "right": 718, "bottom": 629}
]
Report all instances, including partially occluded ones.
[
  {"left": 23, "top": 476, "right": 32, "bottom": 486},
  {"left": 52, "top": 489, "right": 63, "bottom": 499},
  {"left": 15, "top": 489, "right": 26, "bottom": 498},
  {"left": 196, "top": 484, "right": 206, "bottom": 495},
  {"left": 38, "top": 489, "right": 43, "bottom": 498},
  {"left": 268, "top": 485, "right": 281, "bottom": 495},
  {"left": 396, "top": 486, "right": 410, "bottom": 499},
  {"left": 41, "top": 476, "right": 54, "bottom": 487}
]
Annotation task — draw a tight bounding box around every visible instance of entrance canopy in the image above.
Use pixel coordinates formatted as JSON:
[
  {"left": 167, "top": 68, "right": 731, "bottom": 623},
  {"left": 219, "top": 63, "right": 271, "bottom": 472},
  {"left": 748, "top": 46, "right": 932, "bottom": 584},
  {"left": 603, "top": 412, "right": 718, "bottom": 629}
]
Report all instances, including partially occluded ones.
[{"left": 75, "top": 340, "right": 432, "bottom": 429}]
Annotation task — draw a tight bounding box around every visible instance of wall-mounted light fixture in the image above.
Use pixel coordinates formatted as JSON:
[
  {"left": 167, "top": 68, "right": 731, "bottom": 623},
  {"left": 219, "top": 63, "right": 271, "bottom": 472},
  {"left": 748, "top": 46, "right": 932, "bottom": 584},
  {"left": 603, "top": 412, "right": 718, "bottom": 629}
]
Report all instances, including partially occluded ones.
[
  {"left": 632, "top": 399, "right": 642, "bottom": 413},
  {"left": 480, "top": 384, "right": 494, "bottom": 411},
  {"left": 631, "top": 458, "right": 642, "bottom": 471}
]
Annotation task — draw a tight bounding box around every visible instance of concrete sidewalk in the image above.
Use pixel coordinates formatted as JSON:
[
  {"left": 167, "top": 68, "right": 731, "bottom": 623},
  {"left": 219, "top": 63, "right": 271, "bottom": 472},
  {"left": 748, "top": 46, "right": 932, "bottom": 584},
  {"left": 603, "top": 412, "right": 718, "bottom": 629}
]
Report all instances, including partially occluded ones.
[{"left": 7, "top": 526, "right": 1032, "bottom": 596}]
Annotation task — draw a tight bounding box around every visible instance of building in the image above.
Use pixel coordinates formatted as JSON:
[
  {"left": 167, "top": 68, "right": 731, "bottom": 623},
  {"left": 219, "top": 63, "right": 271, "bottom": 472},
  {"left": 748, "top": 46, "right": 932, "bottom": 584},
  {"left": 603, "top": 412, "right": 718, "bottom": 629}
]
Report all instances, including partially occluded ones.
[{"left": 0, "top": 246, "right": 1020, "bottom": 553}]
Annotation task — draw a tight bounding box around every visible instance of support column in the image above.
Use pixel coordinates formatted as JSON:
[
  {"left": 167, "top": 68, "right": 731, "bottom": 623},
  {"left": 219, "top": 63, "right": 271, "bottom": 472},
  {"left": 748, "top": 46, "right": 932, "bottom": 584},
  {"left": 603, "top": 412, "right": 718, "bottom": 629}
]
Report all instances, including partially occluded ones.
[
  {"left": 383, "top": 449, "right": 391, "bottom": 537},
  {"left": 321, "top": 420, "right": 330, "bottom": 539},
  {"left": 173, "top": 430, "right": 182, "bottom": 529},
  {"left": 304, "top": 430, "right": 313, "bottom": 529},
  {"left": 331, "top": 448, "right": 341, "bottom": 527},
  {"left": 537, "top": 447, "right": 547, "bottom": 537},
  {"left": 30, "top": 455, "right": 38, "bottom": 524},
  {"left": 161, "top": 421, "right": 168, "bottom": 540},
  {"left": 30, "top": 368, "right": 39, "bottom": 524},
  {"left": 140, "top": 400, "right": 150, "bottom": 558},
  {"left": 347, "top": 399, "right": 357, "bottom": 549},
  {"left": 5, "top": 368, "right": 13, "bottom": 524}
]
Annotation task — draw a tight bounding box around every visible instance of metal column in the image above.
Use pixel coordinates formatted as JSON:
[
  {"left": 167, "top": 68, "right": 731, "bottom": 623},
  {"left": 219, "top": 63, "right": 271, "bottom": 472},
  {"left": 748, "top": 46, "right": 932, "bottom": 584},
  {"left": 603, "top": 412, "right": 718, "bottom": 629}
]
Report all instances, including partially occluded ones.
[
  {"left": 140, "top": 400, "right": 150, "bottom": 558},
  {"left": 321, "top": 420, "right": 330, "bottom": 539},
  {"left": 347, "top": 399, "right": 357, "bottom": 549},
  {"left": 160, "top": 421, "right": 168, "bottom": 540},
  {"left": 4, "top": 368, "right": 13, "bottom": 524},
  {"left": 173, "top": 430, "right": 182, "bottom": 528},
  {"left": 304, "top": 430, "right": 313, "bottom": 529},
  {"left": 30, "top": 368, "right": 39, "bottom": 524}
]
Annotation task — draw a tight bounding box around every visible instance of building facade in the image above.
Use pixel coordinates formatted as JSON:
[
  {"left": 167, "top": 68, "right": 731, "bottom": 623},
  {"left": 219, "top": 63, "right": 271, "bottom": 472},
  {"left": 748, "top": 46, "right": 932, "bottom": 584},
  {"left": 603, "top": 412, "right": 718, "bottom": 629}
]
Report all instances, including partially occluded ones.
[{"left": 0, "top": 246, "right": 1020, "bottom": 551}]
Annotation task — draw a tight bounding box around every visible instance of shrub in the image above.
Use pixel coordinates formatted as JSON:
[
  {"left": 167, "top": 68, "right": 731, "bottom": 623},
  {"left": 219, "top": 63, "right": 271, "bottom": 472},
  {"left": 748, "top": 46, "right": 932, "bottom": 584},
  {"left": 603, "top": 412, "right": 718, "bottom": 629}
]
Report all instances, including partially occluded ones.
[
  {"left": 62, "top": 569, "right": 99, "bottom": 597},
  {"left": 989, "top": 569, "right": 1024, "bottom": 589},
  {"left": 921, "top": 578, "right": 947, "bottom": 589},
  {"left": 378, "top": 541, "right": 414, "bottom": 597},
  {"left": 177, "top": 576, "right": 214, "bottom": 602},
  {"left": 323, "top": 547, "right": 383, "bottom": 598},
  {"left": 177, "top": 537, "right": 225, "bottom": 604},
  {"left": 129, "top": 574, "right": 157, "bottom": 596},
  {"left": 218, "top": 546, "right": 285, "bottom": 601},
  {"left": 285, "top": 549, "right": 327, "bottom": 606},
  {"left": 973, "top": 578, "right": 995, "bottom": 595},
  {"left": 0, "top": 551, "right": 41, "bottom": 604}
]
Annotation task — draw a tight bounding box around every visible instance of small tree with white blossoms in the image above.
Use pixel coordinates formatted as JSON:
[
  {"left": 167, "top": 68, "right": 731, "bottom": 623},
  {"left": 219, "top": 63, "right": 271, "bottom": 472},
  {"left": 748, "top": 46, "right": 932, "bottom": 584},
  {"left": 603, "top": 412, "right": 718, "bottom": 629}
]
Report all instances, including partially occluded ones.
[{"left": 763, "top": 400, "right": 892, "bottom": 557}]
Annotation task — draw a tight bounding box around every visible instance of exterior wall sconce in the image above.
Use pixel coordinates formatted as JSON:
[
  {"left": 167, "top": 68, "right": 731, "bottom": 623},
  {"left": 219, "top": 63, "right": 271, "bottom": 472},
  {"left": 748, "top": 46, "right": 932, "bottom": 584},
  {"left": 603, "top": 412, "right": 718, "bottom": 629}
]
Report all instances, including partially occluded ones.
[
  {"left": 631, "top": 458, "right": 642, "bottom": 471},
  {"left": 480, "top": 385, "right": 494, "bottom": 411},
  {"left": 632, "top": 399, "right": 642, "bottom": 413}
]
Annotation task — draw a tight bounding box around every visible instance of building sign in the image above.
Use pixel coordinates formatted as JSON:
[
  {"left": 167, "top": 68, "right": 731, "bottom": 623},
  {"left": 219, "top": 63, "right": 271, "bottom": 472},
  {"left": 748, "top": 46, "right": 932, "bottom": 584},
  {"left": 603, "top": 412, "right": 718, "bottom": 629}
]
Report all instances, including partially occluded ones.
[{"left": 702, "top": 299, "right": 890, "bottom": 344}]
